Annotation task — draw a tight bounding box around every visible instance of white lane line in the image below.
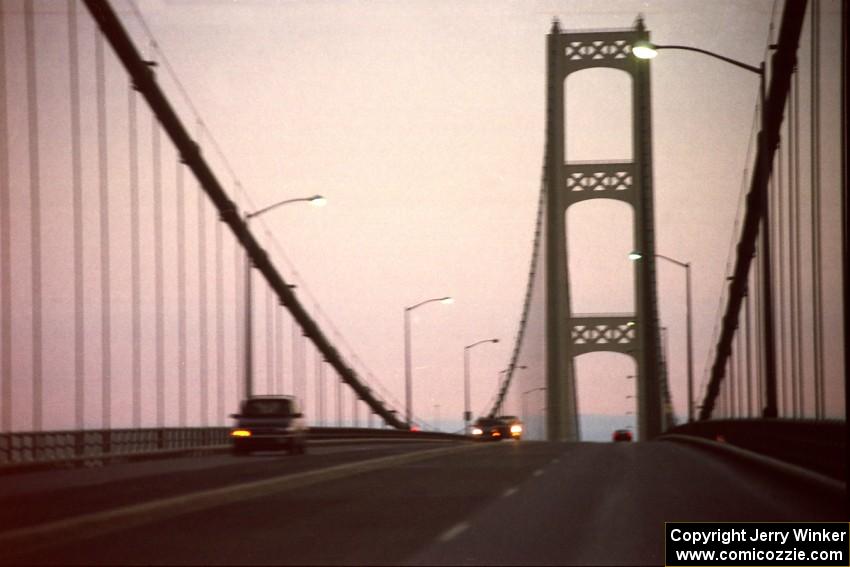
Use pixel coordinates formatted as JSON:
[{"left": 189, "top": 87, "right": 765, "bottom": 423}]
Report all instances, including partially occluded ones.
[
  {"left": 533, "top": 468, "right": 544, "bottom": 477},
  {"left": 0, "top": 443, "right": 484, "bottom": 559},
  {"left": 502, "top": 486, "right": 518, "bottom": 498},
  {"left": 438, "top": 521, "right": 470, "bottom": 542}
]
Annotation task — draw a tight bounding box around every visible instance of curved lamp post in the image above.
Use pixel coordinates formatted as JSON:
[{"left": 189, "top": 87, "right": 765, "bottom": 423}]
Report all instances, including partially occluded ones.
[
  {"left": 630, "top": 251, "right": 693, "bottom": 422},
  {"left": 521, "top": 386, "right": 546, "bottom": 425},
  {"left": 404, "top": 296, "right": 453, "bottom": 428},
  {"left": 632, "top": 39, "right": 777, "bottom": 419},
  {"left": 243, "top": 195, "right": 326, "bottom": 398},
  {"left": 631, "top": 41, "right": 762, "bottom": 75},
  {"left": 495, "top": 365, "right": 526, "bottom": 415},
  {"left": 463, "top": 338, "right": 499, "bottom": 433}
]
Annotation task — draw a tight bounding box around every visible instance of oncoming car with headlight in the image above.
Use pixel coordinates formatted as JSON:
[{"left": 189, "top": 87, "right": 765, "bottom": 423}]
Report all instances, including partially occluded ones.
[
  {"left": 230, "top": 395, "right": 308, "bottom": 456},
  {"left": 470, "top": 415, "right": 523, "bottom": 441}
]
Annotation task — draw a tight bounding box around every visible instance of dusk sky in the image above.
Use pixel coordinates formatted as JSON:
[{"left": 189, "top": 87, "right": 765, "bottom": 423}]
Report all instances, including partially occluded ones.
[{"left": 2, "top": 0, "right": 843, "bottom": 437}]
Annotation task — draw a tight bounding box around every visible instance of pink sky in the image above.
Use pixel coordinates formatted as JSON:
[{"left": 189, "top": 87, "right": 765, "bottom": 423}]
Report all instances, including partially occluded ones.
[{"left": 1, "top": 0, "right": 844, "bottom": 438}]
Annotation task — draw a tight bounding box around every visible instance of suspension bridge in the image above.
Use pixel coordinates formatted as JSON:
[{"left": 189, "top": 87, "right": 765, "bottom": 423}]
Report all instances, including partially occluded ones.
[{"left": 0, "top": 0, "right": 845, "bottom": 564}]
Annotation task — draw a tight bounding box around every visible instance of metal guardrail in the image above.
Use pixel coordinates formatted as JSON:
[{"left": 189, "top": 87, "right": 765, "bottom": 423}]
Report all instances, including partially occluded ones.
[
  {"left": 662, "top": 419, "right": 845, "bottom": 481},
  {"left": 0, "top": 427, "right": 467, "bottom": 473}
]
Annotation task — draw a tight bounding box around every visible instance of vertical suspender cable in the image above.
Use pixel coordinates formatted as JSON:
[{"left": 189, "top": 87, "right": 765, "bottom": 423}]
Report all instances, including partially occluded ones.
[
  {"left": 293, "top": 320, "right": 305, "bottom": 405},
  {"left": 786, "top": 82, "right": 797, "bottom": 418},
  {"left": 95, "top": 28, "right": 111, "bottom": 430},
  {"left": 788, "top": 68, "right": 806, "bottom": 417},
  {"left": 775, "top": 144, "right": 786, "bottom": 417},
  {"left": 265, "top": 284, "right": 273, "bottom": 394},
  {"left": 729, "top": 340, "right": 737, "bottom": 417},
  {"left": 730, "top": 316, "right": 742, "bottom": 417},
  {"left": 129, "top": 83, "right": 141, "bottom": 428},
  {"left": 25, "top": 0, "right": 43, "bottom": 431},
  {"left": 68, "top": 0, "right": 85, "bottom": 431},
  {"left": 317, "top": 357, "right": 324, "bottom": 426},
  {"left": 291, "top": 318, "right": 299, "bottom": 397},
  {"left": 281, "top": 307, "right": 288, "bottom": 395},
  {"left": 153, "top": 114, "right": 164, "bottom": 427},
  {"left": 337, "top": 373, "right": 343, "bottom": 426},
  {"left": 776, "top": 142, "right": 789, "bottom": 417},
  {"left": 727, "top": 357, "right": 733, "bottom": 418},
  {"left": 784, "top": 121, "right": 799, "bottom": 419},
  {"left": 274, "top": 305, "right": 282, "bottom": 395},
  {"left": 176, "top": 161, "right": 187, "bottom": 425},
  {"left": 0, "top": 2, "right": 11, "bottom": 432},
  {"left": 754, "top": 239, "right": 764, "bottom": 413},
  {"left": 744, "top": 291, "right": 753, "bottom": 416},
  {"left": 842, "top": 0, "right": 848, "bottom": 427},
  {"left": 197, "top": 127, "right": 208, "bottom": 426},
  {"left": 737, "top": 325, "right": 745, "bottom": 416},
  {"left": 809, "top": 0, "right": 824, "bottom": 418},
  {"left": 234, "top": 183, "right": 243, "bottom": 402},
  {"left": 215, "top": 219, "right": 224, "bottom": 423}
]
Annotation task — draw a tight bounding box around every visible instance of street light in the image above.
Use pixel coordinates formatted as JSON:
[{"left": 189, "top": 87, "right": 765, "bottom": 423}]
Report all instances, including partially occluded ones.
[
  {"left": 521, "top": 387, "right": 546, "bottom": 424},
  {"left": 631, "top": 41, "right": 763, "bottom": 75},
  {"left": 494, "top": 365, "right": 526, "bottom": 415},
  {"left": 404, "top": 296, "right": 453, "bottom": 428},
  {"left": 631, "top": 39, "right": 776, "bottom": 419},
  {"left": 243, "top": 195, "right": 326, "bottom": 398},
  {"left": 498, "top": 365, "right": 527, "bottom": 388},
  {"left": 630, "top": 251, "right": 694, "bottom": 422},
  {"left": 463, "top": 338, "right": 499, "bottom": 433}
]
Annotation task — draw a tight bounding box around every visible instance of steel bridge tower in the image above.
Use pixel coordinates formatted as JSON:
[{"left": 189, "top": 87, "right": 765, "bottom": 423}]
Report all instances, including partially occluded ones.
[{"left": 544, "top": 18, "right": 665, "bottom": 441}]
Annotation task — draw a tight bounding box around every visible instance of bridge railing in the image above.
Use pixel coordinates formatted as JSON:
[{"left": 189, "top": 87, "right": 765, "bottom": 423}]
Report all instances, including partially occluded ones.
[
  {"left": 0, "top": 426, "right": 465, "bottom": 473},
  {"left": 663, "top": 418, "right": 844, "bottom": 482}
]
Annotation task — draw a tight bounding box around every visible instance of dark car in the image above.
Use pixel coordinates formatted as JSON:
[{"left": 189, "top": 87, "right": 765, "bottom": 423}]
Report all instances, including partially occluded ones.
[
  {"left": 230, "top": 395, "right": 308, "bottom": 455},
  {"left": 471, "top": 415, "right": 523, "bottom": 441},
  {"left": 612, "top": 428, "right": 633, "bottom": 442}
]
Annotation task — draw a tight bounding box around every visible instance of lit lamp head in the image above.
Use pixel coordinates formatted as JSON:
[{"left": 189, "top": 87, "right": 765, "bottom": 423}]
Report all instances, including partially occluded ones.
[
  {"left": 628, "top": 251, "right": 643, "bottom": 261},
  {"left": 631, "top": 40, "right": 658, "bottom": 60},
  {"left": 309, "top": 195, "right": 328, "bottom": 207},
  {"left": 440, "top": 297, "right": 454, "bottom": 305}
]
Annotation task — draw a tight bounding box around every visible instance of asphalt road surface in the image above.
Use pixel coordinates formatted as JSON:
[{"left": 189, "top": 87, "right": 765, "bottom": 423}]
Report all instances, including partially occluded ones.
[{"left": 1, "top": 439, "right": 842, "bottom": 565}]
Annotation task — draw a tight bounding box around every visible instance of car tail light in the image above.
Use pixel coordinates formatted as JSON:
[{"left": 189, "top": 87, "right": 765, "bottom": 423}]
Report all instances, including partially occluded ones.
[{"left": 231, "top": 429, "right": 252, "bottom": 437}]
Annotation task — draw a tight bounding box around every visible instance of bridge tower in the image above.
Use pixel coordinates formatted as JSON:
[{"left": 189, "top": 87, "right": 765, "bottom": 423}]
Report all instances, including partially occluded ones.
[{"left": 544, "top": 18, "right": 665, "bottom": 441}]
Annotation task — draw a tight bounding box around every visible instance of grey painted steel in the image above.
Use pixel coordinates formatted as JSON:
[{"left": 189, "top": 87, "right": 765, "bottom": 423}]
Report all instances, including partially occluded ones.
[
  {"left": 82, "top": 0, "right": 406, "bottom": 430},
  {"left": 544, "top": 19, "right": 663, "bottom": 441}
]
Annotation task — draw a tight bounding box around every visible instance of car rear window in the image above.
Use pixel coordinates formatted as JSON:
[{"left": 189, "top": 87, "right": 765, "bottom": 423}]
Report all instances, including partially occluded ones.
[{"left": 243, "top": 398, "right": 293, "bottom": 416}]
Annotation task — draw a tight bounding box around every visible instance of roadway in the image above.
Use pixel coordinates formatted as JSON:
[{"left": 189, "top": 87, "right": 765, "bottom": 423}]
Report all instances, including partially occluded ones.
[{"left": 0, "top": 439, "right": 842, "bottom": 565}]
